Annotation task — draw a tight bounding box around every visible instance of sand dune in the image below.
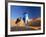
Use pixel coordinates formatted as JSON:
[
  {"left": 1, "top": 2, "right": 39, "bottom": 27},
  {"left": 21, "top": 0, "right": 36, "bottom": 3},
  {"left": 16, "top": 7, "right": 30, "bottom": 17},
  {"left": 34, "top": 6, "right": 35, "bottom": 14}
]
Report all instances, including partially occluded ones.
[
  {"left": 10, "top": 17, "right": 41, "bottom": 27},
  {"left": 10, "top": 17, "right": 41, "bottom": 31}
]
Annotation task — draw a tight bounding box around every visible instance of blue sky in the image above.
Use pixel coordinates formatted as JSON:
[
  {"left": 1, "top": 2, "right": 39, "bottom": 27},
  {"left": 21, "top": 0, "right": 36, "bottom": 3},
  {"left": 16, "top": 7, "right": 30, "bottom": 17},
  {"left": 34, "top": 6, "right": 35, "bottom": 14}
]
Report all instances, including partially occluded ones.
[{"left": 11, "top": 5, "right": 41, "bottom": 19}]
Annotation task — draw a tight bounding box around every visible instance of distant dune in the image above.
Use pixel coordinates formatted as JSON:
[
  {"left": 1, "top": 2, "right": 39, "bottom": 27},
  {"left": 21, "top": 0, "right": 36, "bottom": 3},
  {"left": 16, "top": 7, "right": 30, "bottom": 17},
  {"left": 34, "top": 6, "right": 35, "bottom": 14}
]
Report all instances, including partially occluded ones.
[{"left": 10, "top": 19, "right": 25, "bottom": 27}]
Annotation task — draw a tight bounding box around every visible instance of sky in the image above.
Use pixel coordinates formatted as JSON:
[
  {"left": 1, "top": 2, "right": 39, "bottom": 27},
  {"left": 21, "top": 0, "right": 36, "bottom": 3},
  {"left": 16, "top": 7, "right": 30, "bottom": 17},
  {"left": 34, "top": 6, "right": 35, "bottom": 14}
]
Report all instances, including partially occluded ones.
[{"left": 11, "top": 5, "right": 41, "bottom": 19}]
